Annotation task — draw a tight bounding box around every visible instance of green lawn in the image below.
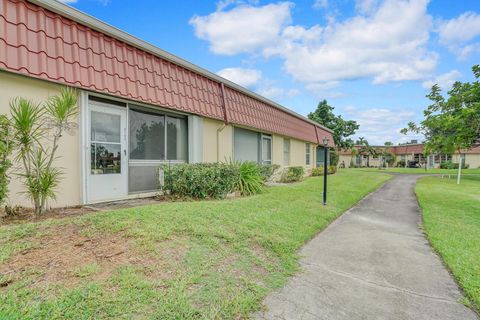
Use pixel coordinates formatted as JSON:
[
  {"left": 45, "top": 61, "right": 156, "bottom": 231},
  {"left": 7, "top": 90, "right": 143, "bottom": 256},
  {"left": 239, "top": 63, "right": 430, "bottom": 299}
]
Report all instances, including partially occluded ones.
[
  {"left": 355, "top": 167, "right": 480, "bottom": 174},
  {"left": 0, "top": 170, "right": 390, "bottom": 319},
  {"left": 416, "top": 175, "right": 480, "bottom": 312}
]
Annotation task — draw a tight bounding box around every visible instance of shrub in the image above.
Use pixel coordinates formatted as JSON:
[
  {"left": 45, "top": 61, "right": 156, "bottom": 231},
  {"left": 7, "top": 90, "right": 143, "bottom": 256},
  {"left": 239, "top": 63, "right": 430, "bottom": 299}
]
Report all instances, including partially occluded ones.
[
  {"left": 440, "top": 161, "right": 469, "bottom": 169},
  {"left": 280, "top": 166, "right": 304, "bottom": 183},
  {"left": 10, "top": 88, "right": 78, "bottom": 214},
  {"left": 0, "top": 115, "right": 13, "bottom": 206},
  {"left": 396, "top": 160, "right": 406, "bottom": 167},
  {"left": 257, "top": 163, "right": 280, "bottom": 181},
  {"left": 161, "top": 163, "right": 239, "bottom": 199},
  {"left": 328, "top": 165, "right": 337, "bottom": 174},
  {"left": 311, "top": 167, "right": 324, "bottom": 176},
  {"left": 311, "top": 166, "right": 337, "bottom": 176},
  {"left": 236, "top": 161, "right": 264, "bottom": 196}
]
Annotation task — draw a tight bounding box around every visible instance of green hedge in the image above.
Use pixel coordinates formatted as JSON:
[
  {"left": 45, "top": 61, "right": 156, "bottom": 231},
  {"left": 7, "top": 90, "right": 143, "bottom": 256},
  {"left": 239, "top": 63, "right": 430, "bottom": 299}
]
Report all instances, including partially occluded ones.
[
  {"left": 258, "top": 163, "right": 280, "bottom": 181},
  {"left": 161, "top": 163, "right": 239, "bottom": 199},
  {"left": 440, "top": 161, "right": 469, "bottom": 169},
  {"left": 312, "top": 166, "right": 337, "bottom": 176},
  {"left": 161, "top": 162, "right": 274, "bottom": 199},
  {"left": 280, "top": 166, "right": 304, "bottom": 183}
]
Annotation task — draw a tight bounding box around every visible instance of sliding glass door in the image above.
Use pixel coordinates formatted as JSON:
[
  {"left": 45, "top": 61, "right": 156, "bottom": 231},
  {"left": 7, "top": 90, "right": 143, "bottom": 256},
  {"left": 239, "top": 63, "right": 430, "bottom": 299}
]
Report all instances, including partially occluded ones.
[{"left": 128, "top": 107, "right": 188, "bottom": 193}]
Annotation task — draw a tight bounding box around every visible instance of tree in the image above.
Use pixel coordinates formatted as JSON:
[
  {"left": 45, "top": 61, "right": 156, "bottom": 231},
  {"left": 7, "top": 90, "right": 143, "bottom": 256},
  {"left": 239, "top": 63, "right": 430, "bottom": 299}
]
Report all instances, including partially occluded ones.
[
  {"left": 384, "top": 141, "right": 393, "bottom": 146},
  {"left": 401, "top": 65, "right": 480, "bottom": 155},
  {"left": 10, "top": 88, "right": 78, "bottom": 214},
  {"left": 356, "top": 137, "right": 377, "bottom": 167},
  {"left": 308, "top": 100, "right": 359, "bottom": 150},
  {"left": 0, "top": 115, "right": 13, "bottom": 206}
]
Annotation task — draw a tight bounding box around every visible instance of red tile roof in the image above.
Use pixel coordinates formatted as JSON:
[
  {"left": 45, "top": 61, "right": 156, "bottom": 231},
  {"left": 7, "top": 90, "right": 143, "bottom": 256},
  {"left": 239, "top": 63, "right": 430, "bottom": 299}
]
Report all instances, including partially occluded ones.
[
  {"left": 338, "top": 144, "right": 480, "bottom": 155},
  {"left": 0, "top": 0, "right": 334, "bottom": 145}
]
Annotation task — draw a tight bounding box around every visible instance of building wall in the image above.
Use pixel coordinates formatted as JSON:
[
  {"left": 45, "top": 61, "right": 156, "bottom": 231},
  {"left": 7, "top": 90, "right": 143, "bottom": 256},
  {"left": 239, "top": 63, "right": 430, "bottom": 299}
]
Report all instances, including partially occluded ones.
[
  {"left": 0, "top": 71, "right": 81, "bottom": 208},
  {"left": 272, "top": 135, "right": 284, "bottom": 166},
  {"left": 1, "top": 71, "right": 321, "bottom": 208},
  {"left": 202, "top": 118, "right": 233, "bottom": 163},
  {"left": 453, "top": 154, "right": 480, "bottom": 169},
  {"left": 203, "top": 120, "right": 316, "bottom": 169}
]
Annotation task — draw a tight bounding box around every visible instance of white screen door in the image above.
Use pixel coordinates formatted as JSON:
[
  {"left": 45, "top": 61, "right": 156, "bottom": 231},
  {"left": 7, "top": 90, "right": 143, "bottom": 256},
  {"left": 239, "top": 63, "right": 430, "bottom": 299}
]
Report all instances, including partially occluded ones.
[{"left": 87, "top": 101, "right": 128, "bottom": 202}]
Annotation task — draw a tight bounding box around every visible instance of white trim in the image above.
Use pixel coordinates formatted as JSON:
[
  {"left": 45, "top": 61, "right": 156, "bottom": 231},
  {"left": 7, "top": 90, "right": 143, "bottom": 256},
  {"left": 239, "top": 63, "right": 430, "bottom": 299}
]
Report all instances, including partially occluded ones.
[
  {"left": 79, "top": 91, "right": 88, "bottom": 204},
  {"left": 26, "top": 0, "right": 332, "bottom": 135},
  {"left": 188, "top": 115, "right": 203, "bottom": 163}
]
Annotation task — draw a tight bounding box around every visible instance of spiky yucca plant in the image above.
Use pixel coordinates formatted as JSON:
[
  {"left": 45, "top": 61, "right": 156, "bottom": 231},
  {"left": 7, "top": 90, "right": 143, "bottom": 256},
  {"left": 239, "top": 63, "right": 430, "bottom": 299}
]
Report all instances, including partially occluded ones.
[{"left": 10, "top": 88, "right": 78, "bottom": 214}]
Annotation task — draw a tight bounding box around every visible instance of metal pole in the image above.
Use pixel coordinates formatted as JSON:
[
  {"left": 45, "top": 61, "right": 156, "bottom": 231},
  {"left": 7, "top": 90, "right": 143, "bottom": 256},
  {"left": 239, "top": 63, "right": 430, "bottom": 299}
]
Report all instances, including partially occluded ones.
[
  {"left": 457, "top": 155, "right": 462, "bottom": 185},
  {"left": 323, "top": 146, "right": 328, "bottom": 205}
]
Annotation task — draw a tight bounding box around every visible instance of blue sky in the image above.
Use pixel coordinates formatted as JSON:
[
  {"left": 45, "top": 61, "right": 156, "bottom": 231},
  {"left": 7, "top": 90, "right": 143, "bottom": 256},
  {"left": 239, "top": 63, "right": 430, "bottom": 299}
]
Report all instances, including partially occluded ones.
[{"left": 63, "top": 0, "right": 480, "bottom": 145}]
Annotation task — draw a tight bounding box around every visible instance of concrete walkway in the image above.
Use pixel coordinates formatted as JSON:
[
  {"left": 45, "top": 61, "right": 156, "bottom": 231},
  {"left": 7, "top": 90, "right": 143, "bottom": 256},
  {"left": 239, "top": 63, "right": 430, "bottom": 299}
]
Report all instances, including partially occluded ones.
[{"left": 256, "top": 174, "right": 478, "bottom": 320}]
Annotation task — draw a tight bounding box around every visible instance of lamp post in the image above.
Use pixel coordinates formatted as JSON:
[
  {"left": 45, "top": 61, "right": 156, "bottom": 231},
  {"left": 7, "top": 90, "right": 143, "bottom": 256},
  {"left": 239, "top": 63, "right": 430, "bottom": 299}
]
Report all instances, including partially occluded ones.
[{"left": 322, "top": 137, "right": 329, "bottom": 205}]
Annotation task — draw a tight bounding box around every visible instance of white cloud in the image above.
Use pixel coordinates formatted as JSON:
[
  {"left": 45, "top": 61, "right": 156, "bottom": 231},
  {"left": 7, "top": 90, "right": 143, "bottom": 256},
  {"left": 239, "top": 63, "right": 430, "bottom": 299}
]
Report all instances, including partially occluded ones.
[
  {"left": 437, "top": 11, "right": 480, "bottom": 59},
  {"left": 217, "top": 67, "right": 262, "bottom": 87},
  {"left": 216, "top": 0, "right": 259, "bottom": 11},
  {"left": 192, "top": 0, "right": 437, "bottom": 88},
  {"left": 256, "top": 83, "right": 300, "bottom": 101},
  {"left": 422, "top": 70, "right": 461, "bottom": 91},
  {"left": 189, "top": 2, "right": 292, "bottom": 55},
  {"left": 313, "top": 0, "right": 328, "bottom": 10},
  {"left": 276, "top": 0, "right": 436, "bottom": 85},
  {"left": 256, "top": 86, "right": 285, "bottom": 101},
  {"left": 355, "top": 0, "right": 381, "bottom": 15},
  {"left": 343, "top": 106, "right": 421, "bottom": 145}
]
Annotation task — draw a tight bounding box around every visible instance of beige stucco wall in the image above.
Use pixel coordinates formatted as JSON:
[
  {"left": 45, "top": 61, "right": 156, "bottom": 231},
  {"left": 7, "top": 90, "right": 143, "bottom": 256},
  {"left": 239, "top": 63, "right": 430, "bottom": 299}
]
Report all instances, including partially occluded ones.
[
  {"left": 0, "top": 71, "right": 80, "bottom": 208},
  {"left": 271, "top": 134, "right": 284, "bottom": 166},
  {"left": 452, "top": 154, "right": 480, "bottom": 169},
  {"left": 202, "top": 118, "right": 234, "bottom": 163},
  {"left": 203, "top": 120, "right": 316, "bottom": 171},
  {"left": 339, "top": 155, "right": 352, "bottom": 167}
]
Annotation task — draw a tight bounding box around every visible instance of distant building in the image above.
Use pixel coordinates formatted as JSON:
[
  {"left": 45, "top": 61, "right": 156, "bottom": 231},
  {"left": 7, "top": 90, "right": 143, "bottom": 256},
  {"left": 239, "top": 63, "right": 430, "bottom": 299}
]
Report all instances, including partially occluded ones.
[{"left": 338, "top": 144, "right": 480, "bottom": 169}]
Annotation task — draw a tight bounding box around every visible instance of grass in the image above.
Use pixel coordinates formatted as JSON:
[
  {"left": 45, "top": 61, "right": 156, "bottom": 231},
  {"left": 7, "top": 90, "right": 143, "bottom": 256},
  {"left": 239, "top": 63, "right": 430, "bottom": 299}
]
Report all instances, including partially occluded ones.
[
  {"left": 0, "top": 170, "right": 390, "bottom": 319},
  {"left": 355, "top": 167, "right": 480, "bottom": 174},
  {"left": 416, "top": 175, "right": 480, "bottom": 312}
]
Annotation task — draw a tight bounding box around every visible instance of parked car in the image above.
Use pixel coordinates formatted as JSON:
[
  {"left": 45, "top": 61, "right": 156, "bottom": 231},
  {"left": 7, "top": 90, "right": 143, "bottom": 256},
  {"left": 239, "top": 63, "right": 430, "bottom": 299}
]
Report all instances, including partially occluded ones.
[{"left": 407, "top": 160, "right": 420, "bottom": 168}]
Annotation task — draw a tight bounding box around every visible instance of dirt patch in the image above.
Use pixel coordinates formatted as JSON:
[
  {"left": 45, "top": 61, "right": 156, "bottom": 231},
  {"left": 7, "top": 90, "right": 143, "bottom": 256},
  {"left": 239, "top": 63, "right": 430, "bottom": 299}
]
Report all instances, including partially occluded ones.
[
  {"left": 0, "top": 197, "right": 161, "bottom": 226},
  {"left": 0, "top": 223, "right": 174, "bottom": 290}
]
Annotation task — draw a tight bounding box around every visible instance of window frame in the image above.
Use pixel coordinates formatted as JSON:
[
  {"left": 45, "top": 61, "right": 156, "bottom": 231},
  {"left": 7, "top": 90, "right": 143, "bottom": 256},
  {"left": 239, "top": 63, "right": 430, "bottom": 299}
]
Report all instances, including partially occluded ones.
[
  {"left": 283, "top": 138, "right": 290, "bottom": 166},
  {"left": 261, "top": 134, "right": 272, "bottom": 165},
  {"left": 128, "top": 105, "right": 188, "bottom": 163},
  {"left": 305, "top": 143, "right": 311, "bottom": 165}
]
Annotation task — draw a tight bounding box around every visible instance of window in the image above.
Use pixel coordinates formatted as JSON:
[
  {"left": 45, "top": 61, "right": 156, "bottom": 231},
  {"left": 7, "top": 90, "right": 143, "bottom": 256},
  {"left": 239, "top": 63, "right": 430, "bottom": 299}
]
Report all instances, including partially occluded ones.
[
  {"left": 233, "top": 127, "right": 271, "bottom": 164},
  {"left": 166, "top": 116, "right": 188, "bottom": 161},
  {"left": 262, "top": 135, "right": 272, "bottom": 164},
  {"left": 283, "top": 139, "right": 290, "bottom": 166},
  {"left": 128, "top": 107, "right": 188, "bottom": 193},
  {"left": 305, "top": 143, "right": 311, "bottom": 165},
  {"left": 129, "top": 109, "right": 165, "bottom": 160},
  {"left": 90, "top": 111, "right": 122, "bottom": 174},
  {"left": 234, "top": 127, "right": 260, "bottom": 162},
  {"left": 434, "top": 154, "right": 452, "bottom": 163}
]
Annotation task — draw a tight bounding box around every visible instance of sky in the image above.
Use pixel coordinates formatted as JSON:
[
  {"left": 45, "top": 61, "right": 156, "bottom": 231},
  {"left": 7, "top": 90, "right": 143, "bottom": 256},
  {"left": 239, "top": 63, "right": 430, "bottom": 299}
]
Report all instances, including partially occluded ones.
[{"left": 61, "top": 0, "right": 480, "bottom": 145}]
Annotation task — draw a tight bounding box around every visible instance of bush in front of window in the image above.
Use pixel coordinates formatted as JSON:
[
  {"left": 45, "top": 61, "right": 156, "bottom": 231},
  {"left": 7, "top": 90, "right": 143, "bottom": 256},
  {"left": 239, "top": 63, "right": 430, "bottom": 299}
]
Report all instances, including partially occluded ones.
[
  {"left": 160, "top": 163, "right": 239, "bottom": 199},
  {"left": 311, "top": 167, "right": 324, "bottom": 176},
  {"left": 235, "top": 161, "right": 264, "bottom": 196},
  {"left": 257, "top": 163, "right": 280, "bottom": 181},
  {"left": 396, "top": 160, "right": 406, "bottom": 167},
  {"left": 311, "top": 166, "right": 337, "bottom": 176},
  {"left": 439, "top": 161, "right": 469, "bottom": 169},
  {"left": 280, "top": 166, "right": 305, "bottom": 183}
]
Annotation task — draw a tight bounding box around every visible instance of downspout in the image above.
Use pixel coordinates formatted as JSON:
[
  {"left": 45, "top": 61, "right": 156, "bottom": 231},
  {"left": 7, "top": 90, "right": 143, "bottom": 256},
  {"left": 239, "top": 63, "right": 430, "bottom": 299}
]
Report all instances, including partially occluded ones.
[
  {"left": 314, "top": 125, "right": 320, "bottom": 167},
  {"left": 217, "top": 83, "right": 229, "bottom": 162}
]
